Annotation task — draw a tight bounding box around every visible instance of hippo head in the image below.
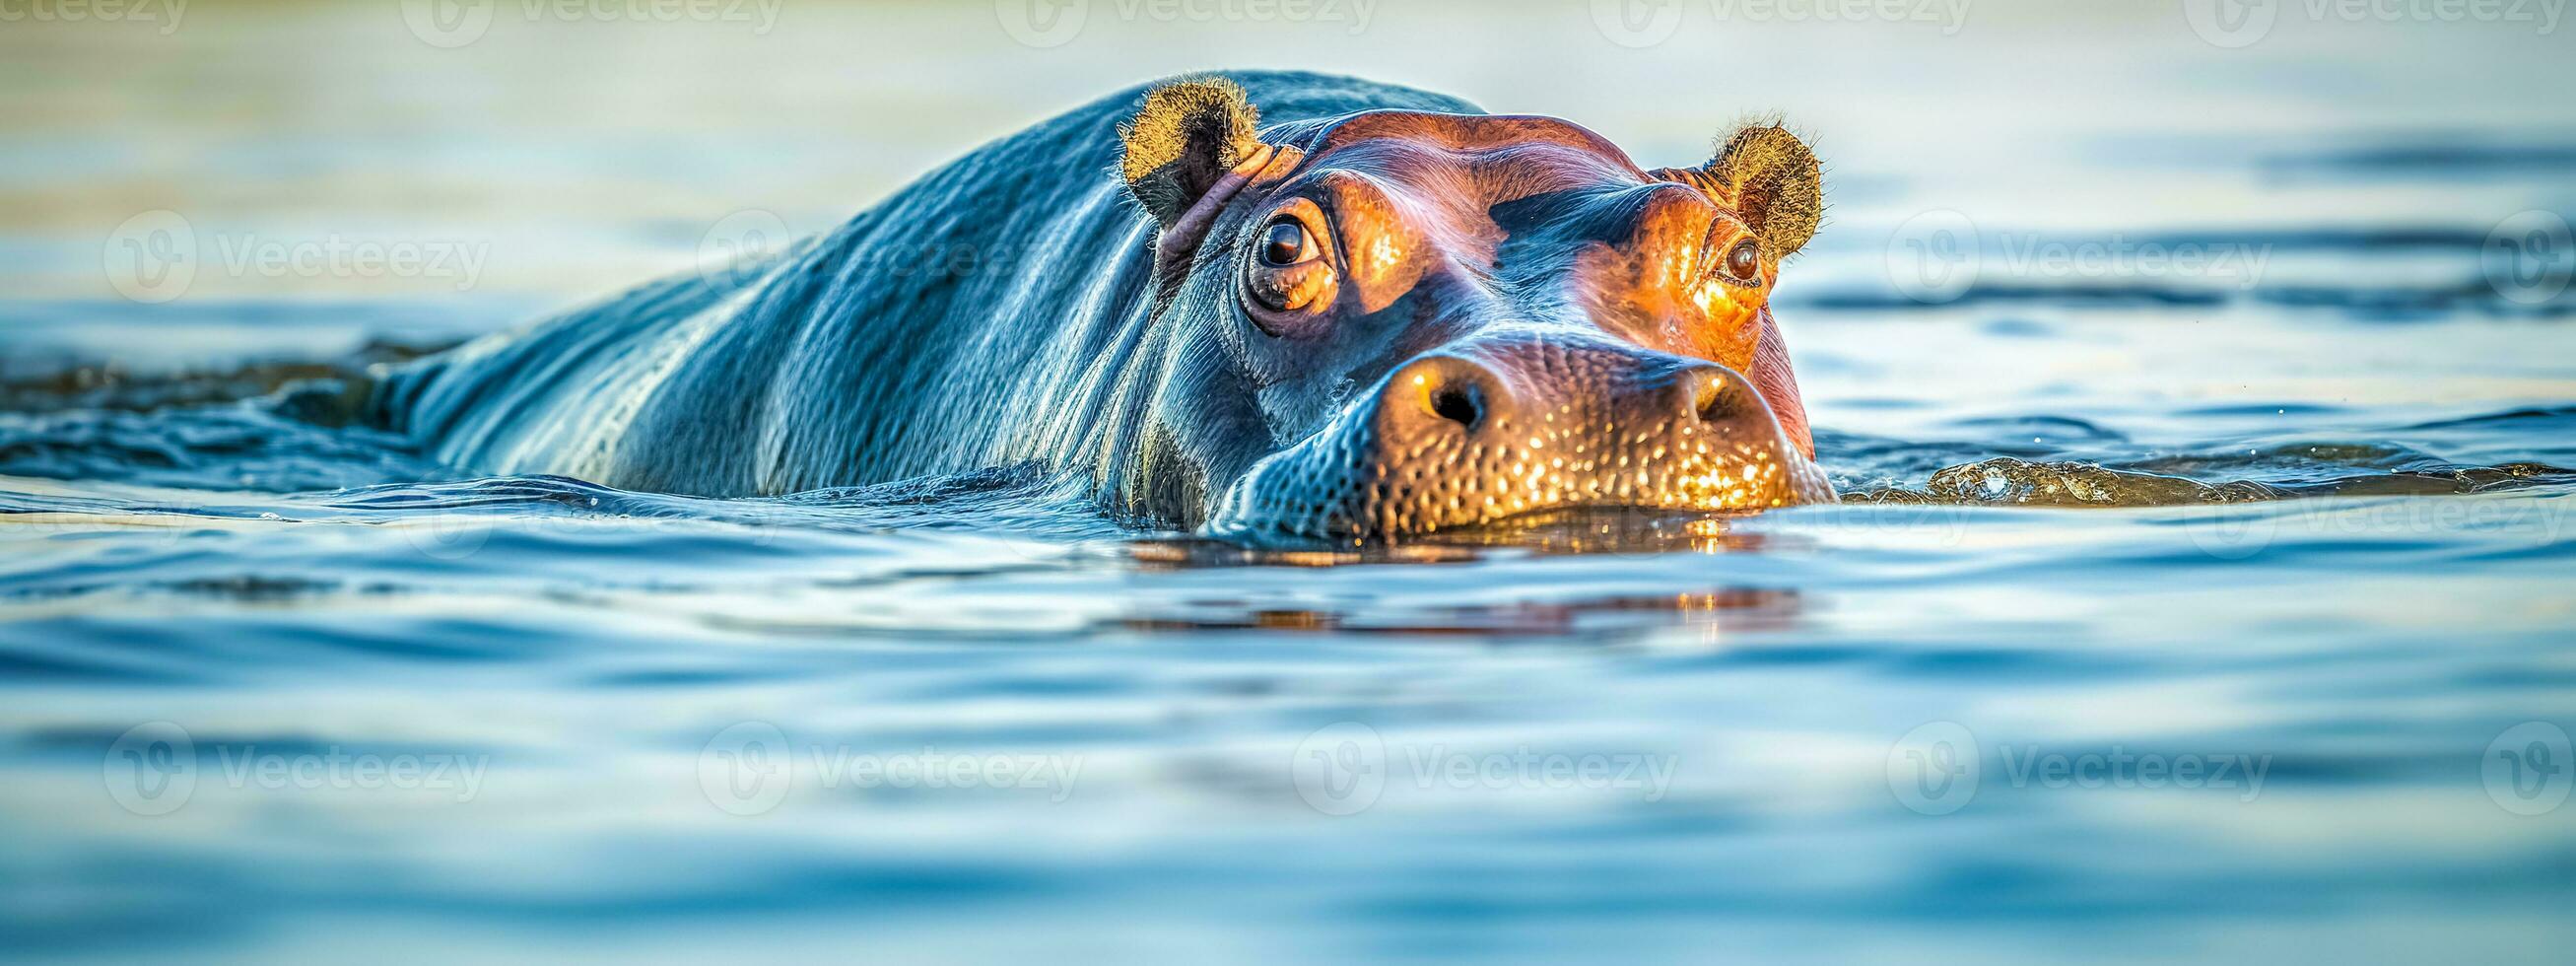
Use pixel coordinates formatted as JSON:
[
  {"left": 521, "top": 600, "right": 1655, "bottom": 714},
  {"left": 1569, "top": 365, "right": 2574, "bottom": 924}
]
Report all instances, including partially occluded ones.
[{"left": 1117, "top": 78, "right": 1833, "bottom": 541}]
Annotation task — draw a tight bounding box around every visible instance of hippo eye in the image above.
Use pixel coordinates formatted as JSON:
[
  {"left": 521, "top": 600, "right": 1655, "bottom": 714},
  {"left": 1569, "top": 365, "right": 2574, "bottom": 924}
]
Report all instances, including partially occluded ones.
[
  {"left": 1723, "top": 239, "right": 1762, "bottom": 282},
  {"left": 1241, "top": 202, "right": 1339, "bottom": 333},
  {"left": 1259, "top": 219, "right": 1318, "bottom": 266}
]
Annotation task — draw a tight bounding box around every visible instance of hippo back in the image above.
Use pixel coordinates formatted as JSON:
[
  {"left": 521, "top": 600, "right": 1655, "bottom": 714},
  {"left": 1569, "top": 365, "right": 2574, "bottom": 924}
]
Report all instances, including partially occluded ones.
[{"left": 376, "top": 71, "right": 1480, "bottom": 497}]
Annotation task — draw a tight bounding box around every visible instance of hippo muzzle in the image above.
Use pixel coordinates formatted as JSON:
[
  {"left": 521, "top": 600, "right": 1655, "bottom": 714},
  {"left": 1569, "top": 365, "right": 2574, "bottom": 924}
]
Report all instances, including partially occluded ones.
[
  {"left": 371, "top": 72, "right": 1838, "bottom": 530},
  {"left": 1209, "top": 330, "right": 1832, "bottom": 539},
  {"left": 1104, "top": 79, "right": 1842, "bottom": 541}
]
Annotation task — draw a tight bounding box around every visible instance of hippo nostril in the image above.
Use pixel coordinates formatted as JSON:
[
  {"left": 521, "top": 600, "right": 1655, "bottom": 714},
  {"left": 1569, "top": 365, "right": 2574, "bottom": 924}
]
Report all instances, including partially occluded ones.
[
  {"left": 1430, "top": 383, "right": 1483, "bottom": 431},
  {"left": 1389, "top": 356, "right": 1501, "bottom": 435}
]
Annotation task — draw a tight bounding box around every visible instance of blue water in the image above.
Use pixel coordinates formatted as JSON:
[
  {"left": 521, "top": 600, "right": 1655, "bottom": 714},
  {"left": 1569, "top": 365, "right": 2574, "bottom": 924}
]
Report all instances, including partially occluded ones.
[{"left": 8, "top": 3, "right": 2576, "bottom": 963}]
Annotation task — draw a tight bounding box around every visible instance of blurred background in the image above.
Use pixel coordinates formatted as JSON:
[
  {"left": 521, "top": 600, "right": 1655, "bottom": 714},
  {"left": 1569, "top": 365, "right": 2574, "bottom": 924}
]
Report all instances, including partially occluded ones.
[
  {"left": 5, "top": 0, "right": 2570, "bottom": 302},
  {"left": 7, "top": 0, "right": 2572, "bottom": 421}
]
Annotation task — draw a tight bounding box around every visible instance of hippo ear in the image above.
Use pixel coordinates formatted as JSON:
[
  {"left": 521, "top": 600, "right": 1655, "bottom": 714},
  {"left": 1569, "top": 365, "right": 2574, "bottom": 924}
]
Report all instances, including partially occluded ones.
[
  {"left": 1699, "top": 124, "right": 1822, "bottom": 258},
  {"left": 1119, "top": 77, "right": 1265, "bottom": 228}
]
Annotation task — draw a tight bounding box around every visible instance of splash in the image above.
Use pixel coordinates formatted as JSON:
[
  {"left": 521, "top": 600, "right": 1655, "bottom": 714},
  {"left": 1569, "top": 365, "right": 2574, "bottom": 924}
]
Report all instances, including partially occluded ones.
[{"left": 1848, "top": 455, "right": 2570, "bottom": 509}]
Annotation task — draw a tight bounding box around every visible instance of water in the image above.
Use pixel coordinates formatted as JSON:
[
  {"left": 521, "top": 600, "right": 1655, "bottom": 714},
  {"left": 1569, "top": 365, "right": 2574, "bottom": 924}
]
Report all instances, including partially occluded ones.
[{"left": 6, "top": 3, "right": 2576, "bottom": 963}]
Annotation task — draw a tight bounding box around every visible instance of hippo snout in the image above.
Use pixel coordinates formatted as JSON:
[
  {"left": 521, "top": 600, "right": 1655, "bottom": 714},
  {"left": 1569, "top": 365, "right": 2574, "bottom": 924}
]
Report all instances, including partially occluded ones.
[
  {"left": 1208, "top": 336, "right": 1836, "bottom": 541},
  {"left": 1383, "top": 351, "right": 1743, "bottom": 448}
]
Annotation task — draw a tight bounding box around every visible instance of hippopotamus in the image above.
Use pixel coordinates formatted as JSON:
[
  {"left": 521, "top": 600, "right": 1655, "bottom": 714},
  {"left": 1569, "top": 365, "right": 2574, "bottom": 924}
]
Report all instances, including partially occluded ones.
[{"left": 375, "top": 71, "right": 1833, "bottom": 539}]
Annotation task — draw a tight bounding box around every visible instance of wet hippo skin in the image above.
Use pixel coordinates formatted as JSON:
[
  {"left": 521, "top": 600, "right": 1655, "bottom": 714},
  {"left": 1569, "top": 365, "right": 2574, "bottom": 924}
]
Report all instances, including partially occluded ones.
[{"left": 374, "top": 71, "right": 1833, "bottom": 539}]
